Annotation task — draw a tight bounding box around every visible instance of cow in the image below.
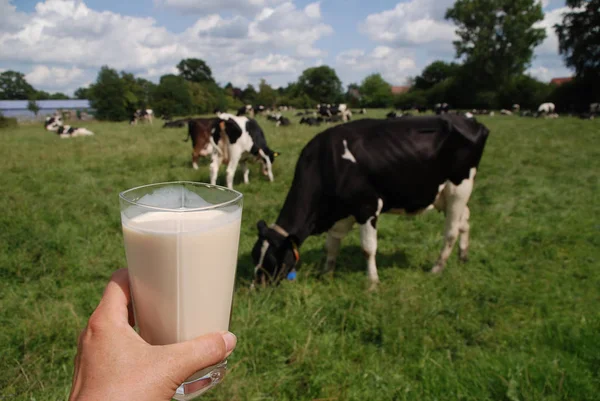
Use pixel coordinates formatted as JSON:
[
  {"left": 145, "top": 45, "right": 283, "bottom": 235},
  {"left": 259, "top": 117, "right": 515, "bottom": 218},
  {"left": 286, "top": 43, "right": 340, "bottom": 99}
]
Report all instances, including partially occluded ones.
[
  {"left": 237, "top": 105, "right": 254, "bottom": 118},
  {"left": 163, "top": 118, "right": 191, "bottom": 128},
  {"left": 318, "top": 104, "right": 352, "bottom": 122},
  {"left": 299, "top": 117, "right": 322, "bottom": 126},
  {"left": 435, "top": 103, "right": 450, "bottom": 115},
  {"left": 185, "top": 118, "right": 221, "bottom": 170},
  {"left": 251, "top": 114, "right": 489, "bottom": 288},
  {"left": 590, "top": 103, "right": 599, "bottom": 114},
  {"left": 538, "top": 103, "right": 556, "bottom": 114},
  {"left": 44, "top": 116, "right": 94, "bottom": 138},
  {"left": 500, "top": 109, "right": 513, "bottom": 115},
  {"left": 512, "top": 104, "right": 521, "bottom": 112},
  {"left": 386, "top": 111, "right": 398, "bottom": 119},
  {"left": 130, "top": 109, "right": 154, "bottom": 125},
  {"left": 210, "top": 113, "right": 279, "bottom": 189}
]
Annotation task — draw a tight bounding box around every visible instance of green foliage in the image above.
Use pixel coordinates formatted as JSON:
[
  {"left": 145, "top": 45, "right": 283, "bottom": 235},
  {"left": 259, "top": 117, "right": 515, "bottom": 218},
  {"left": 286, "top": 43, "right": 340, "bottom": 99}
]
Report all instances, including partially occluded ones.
[
  {"left": 0, "top": 70, "right": 36, "bottom": 100},
  {"left": 1, "top": 114, "right": 600, "bottom": 400},
  {"left": 297, "top": 66, "right": 343, "bottom": 104},
  {"left": 241, "top": 84, "right": 257, "bottom": 105},
  {"left": 360, "top": 74, "right": 393, "bottom": 108},
  {"left": 394, "top": 89, "right": 428, "bottom": 109},
  {"left": 27, "top": 99, "right": 40, "bottom": 116},
  {"left": 555, "top": 0, "right": 600, "bottom": 79},
  {"left": 256, "top": 79, "right": 277, "bottom": 107},
  {"left": 446, "top": 0, "right": 546, "bottom": 89},
  {"left": 414, "top": 61, "right": 461, "bottom": 90},
  {"left": 153, "top": 74, "right": 194, "bottom": 117},
  {"left": 0, "top": 112, "right": 18, "bottom": 129},
  {"left": 74, "top": 87, "right": 92, "bottom": 100},
  {"left": 497, "top": 75, "right": 552, "bottom": 109},
  {"left": 177, "top": 58, "right": 215, "bottom": 84},
  {"left": 89, "top": 66, "right": 130, "bottom": 121}
]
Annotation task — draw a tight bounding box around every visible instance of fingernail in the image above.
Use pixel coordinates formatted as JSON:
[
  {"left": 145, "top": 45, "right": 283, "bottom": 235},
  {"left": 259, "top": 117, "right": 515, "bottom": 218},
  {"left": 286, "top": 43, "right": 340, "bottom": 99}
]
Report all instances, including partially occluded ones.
[{"left": 222, "top": 332, "right": 237, "bottom": 355}]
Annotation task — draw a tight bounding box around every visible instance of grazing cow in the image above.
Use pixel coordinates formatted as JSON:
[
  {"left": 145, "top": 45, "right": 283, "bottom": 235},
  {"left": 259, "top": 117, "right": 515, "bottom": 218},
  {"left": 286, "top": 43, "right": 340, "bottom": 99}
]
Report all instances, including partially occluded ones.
[
  {"left": 44, "top": 116, "right": 94, "bottom": 138},
  {"left": 237, "top": 105, "right": 254, "bottom": 118},
  {"left": 299, "top": 117, "right": 322, "bottom": 126},
  {"left": 163, "top": 118, "right": 191, "bottom": 128},
  {"left": 386, "top": 111, "right": 398, "bottom": 119},
  {"left": 251, "top": 114, "right": 489, "bottom": 288},
  {"left": 130, "top": 109, "right": 154, "bottom": 125},
  {"left": 185, "top": 118, "right": 221, "bottom": 170},
  {"left": 211, "top": 113, "right": 279, "bottom": 189},
  {"left": 538, "top": 102, "right": 556, "bottom": 114},
  {"left": 266, "top": 112, "right": 291, "bottom": 127},
  {"left": 318, "top": 104, "right": 352, "bottom": 122},
  {"left": 512, "top": 104, "right": 521, "bottom": 112}
]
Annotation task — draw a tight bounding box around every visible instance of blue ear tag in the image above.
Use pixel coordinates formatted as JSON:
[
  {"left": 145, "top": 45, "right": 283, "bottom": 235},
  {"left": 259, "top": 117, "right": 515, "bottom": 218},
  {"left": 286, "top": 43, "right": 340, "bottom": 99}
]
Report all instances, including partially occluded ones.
[{"left": 287, "top": 269, "right": 297, "bottom": 281}]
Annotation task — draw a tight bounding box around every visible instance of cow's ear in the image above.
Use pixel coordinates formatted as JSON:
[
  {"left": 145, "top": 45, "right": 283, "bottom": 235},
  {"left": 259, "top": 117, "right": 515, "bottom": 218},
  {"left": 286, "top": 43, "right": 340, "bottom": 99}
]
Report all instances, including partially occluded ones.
[{"left": 257, "top": 220, "right": 269, "bottom": 236}]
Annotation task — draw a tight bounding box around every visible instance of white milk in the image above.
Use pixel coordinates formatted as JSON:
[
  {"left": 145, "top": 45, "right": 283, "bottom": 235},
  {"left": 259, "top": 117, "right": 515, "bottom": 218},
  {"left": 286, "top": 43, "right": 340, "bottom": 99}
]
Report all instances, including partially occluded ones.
[{"left": 122, "top": 208, "right": 241, "bottom": 345}]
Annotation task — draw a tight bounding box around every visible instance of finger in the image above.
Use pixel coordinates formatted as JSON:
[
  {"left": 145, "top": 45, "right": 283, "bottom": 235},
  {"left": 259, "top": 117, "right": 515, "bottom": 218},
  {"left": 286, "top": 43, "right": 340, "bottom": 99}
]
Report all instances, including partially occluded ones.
[
  {"left": 163, "top": 332, "right": 237, "bottom": 384},
  {"left": 95, "top": 269, "right": 131, "bottom": 323}
]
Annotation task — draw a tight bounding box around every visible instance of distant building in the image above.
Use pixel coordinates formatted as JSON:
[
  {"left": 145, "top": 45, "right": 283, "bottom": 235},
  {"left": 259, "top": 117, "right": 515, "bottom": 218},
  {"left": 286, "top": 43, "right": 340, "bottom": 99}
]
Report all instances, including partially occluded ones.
[
  {"left": 0, "top": 99, "right": 93, "bottom": 121},
  {"left": 391, "top": 86, "right": 411, "bottom": 95},
  {"left": 550, "top": 77, "right": 573, "bottom": 86}
]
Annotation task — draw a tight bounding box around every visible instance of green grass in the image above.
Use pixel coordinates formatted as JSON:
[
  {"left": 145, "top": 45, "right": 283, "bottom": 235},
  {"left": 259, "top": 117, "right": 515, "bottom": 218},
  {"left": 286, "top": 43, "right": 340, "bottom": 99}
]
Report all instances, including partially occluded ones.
[{"left": 1, "top": 112, "right": 599, "bottom": 401}]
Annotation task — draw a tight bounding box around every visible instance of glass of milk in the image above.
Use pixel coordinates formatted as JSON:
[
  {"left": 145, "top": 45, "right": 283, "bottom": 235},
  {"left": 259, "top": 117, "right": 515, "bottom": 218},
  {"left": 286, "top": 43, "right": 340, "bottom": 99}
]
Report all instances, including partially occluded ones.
[{"left": 119, "top": 182, "right": 243, "bottom": 400}]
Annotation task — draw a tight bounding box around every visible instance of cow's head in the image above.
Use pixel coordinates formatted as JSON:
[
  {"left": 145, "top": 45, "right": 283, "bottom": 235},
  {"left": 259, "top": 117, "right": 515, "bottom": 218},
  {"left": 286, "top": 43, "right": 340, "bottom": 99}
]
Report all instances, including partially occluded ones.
[
  {"left": 44, "top": 116, "right": 62, "bottom": 131},
  {"left": 251, "top": 220, "right": 299, "bottom": 286}
]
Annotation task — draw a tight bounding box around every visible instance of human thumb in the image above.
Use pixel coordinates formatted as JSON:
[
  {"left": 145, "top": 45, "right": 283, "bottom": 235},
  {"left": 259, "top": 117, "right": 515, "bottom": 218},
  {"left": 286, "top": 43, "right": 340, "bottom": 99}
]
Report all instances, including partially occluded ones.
[{"left": 162, "top": 332, "right": 237, "bottom": 385}]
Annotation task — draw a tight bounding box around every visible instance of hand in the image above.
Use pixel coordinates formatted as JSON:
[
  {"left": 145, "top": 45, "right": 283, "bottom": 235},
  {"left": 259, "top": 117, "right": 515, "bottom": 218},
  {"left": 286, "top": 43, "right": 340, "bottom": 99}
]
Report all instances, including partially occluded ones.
[{"left": 69, "top": 269, "right": 237, "bottom": 401}]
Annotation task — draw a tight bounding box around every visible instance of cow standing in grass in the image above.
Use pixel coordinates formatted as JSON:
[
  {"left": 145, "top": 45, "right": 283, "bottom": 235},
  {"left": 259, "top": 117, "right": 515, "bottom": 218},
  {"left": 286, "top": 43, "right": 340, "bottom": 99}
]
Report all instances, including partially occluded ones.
[
  {"left": 211, "top": 113, "right": 279, "bottom": 189},
  {"left": 252, "top": 114, "right": 489, "bottom": 288}
]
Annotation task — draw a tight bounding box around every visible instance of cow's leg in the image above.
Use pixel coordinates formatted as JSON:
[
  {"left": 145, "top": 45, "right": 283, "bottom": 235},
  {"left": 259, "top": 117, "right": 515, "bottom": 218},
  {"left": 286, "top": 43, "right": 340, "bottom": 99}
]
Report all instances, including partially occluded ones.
[
  {"left": 209, "top": 152, "right": 222, "bottom": 185},
  {"left": 432, "top": 169, "right": 475, "bottom": 273},
  {"left": 458, "top": 206, "right": 470, "bottom": 262},
  {"left": 258, "top": 149, "right": 274, "bottom": 182},
  {"left": 241, "top": 161, "right": 250, "bottom": 184},
  {"left": 358, "top": 198, "right": 384, "bottom": 289},
  {"left": 192, "top": 146, "right": 200, "bottom": 170},
  {"left": 225, "top": 149, "right": 242, "bottom": 189},
  {"left": 325, "top": 216, "right": 355, "bottom": 274}
]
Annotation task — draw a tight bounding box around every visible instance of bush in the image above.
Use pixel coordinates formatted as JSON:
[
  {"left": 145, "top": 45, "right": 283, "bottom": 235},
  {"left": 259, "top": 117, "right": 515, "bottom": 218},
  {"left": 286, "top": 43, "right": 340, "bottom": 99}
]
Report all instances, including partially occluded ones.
[{"left": 0, "top": 113, "right": 18, "bottom": 129}]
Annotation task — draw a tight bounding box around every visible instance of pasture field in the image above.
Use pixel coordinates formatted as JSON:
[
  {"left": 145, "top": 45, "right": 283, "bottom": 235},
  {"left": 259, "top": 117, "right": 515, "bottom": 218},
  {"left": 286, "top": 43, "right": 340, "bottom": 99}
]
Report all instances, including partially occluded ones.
[{"left": 1, "top": 111, "right": 599, "bottom": 401}]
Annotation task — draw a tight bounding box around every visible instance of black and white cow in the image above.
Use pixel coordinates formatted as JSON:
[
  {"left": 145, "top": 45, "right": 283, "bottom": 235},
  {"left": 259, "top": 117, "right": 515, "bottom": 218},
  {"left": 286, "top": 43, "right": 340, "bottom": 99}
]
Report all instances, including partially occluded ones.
[
  {"left": 251, "top": 114, "right": 489, "bottom": 288},
  {"left": 299, "top": 117, "right": 322, "bottom": 126},
  {"left": 210, "top": 113, "right": 279, "bottom": 189},
  {"left": 44, "top": 116, "right": 94, "bottom": 138},
  {"left": 435, "top": 103, "right": 450, "bottom": 115},
  {"left": 130, "top": 109, "right": 154, "bottom": 125},
  {"left": 538, "top": 102, "right": 556, "bottom": 114}
]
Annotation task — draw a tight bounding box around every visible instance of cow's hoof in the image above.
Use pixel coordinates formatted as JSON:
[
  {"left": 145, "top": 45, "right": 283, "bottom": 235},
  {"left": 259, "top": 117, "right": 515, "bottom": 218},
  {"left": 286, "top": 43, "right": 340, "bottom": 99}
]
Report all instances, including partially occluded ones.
[
  {"left": 368, "top": 281, "right": 380, "bottom": 292},
  {"left": 459, "top": 253, "right": 469, "bottom": 263},
  {"left": 431, "top": 265, "right": 444, "bottom": 274}
]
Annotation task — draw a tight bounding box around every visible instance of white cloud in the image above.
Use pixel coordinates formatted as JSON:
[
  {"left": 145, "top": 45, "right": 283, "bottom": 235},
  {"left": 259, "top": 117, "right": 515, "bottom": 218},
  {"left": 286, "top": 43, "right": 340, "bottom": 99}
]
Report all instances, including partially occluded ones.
[
  {"left": 0, "top": 0, "right": 28, "bottom": 33},
  {"left": 0, "top": 0, "right": 332, "bottom": 90},
  {"left": 360, "top": 0, "right": 457, "bottom": 48},
  {"left": 534, "top": 6, "right": 569, "bottom": 56},
  {"left": 527, "top": 64, "right": 572, "bottom": 82},
  {"left": 26, "top": 65, "right": 83, "bottom": 86},
  {"left": 336, "top": 46, "right": 419, "bottom": 85},
  {"left": 157, "top": 0, "right": 285, "bottom": 14}
]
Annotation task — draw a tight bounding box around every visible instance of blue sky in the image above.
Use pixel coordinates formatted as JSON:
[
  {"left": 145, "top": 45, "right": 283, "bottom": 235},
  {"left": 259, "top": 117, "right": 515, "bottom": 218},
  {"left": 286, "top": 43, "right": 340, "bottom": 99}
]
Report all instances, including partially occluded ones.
[{"left": 0, "top": 0, "right": 571, "bottom": 95}]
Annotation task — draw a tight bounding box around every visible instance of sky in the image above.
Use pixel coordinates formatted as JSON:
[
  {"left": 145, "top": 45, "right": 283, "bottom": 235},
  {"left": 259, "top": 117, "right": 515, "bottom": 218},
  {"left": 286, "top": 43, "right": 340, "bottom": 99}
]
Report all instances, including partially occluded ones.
[{"left": 0, "top": 0, "right": 572, "bottom": 95}]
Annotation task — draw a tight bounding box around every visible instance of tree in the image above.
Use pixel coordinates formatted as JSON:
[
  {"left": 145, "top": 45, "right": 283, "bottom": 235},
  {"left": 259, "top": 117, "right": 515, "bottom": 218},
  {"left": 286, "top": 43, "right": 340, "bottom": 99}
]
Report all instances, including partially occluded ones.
[
  {"left": 49, "top": 92, "right": 70, "bottom": 100},
  {"left": 0, "top": 70, "right": 35, "bottom": 100},
  {"left": 177, "top": 58, "right": 214, "bottom": 84},
  {"left": 90, "top": 66, "right": 129, "bottom": 121},
  {"left": 241, "top": 84, "right": 257, "bottom": 104},
  {"left": 360, "top": 74, "right": 393, "bottom": 108},
  {"left": 297, "top": 66, "right": 342, "bottom": 104},
  {"left": 255, "top": 79, "right": 277, "bottom": 106},
  {"left": 445, "top": 0, "right": 546, "bottom": 88},
  {"left": 414, "top": 61, "right": 461, "bottom": 90},
  {"left": 555, "top": 0, "right": 600, "bottom": 79},
  {"left": 74, "top": 86, "right": 93, "bottom": 99},
  {"left": 153, "top": 74, "right": 194, "bottom": 118},
  {"left": 27, "top": 99, "right": 40, "bottom": 116}
]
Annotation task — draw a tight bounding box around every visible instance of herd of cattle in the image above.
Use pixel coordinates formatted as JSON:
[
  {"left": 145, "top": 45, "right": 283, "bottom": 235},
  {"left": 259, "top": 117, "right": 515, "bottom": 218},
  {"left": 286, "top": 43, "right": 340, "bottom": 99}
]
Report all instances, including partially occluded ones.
[{"left": 42, "top": 101, "right": 597, "bottom": 287}]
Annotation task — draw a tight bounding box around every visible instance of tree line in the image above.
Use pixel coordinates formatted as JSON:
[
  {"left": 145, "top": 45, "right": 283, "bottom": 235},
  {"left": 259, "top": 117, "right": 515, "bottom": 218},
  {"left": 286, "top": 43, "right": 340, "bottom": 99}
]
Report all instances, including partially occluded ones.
[{"left": 0, "top": 0, "right": 596, "bottom": 119}]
